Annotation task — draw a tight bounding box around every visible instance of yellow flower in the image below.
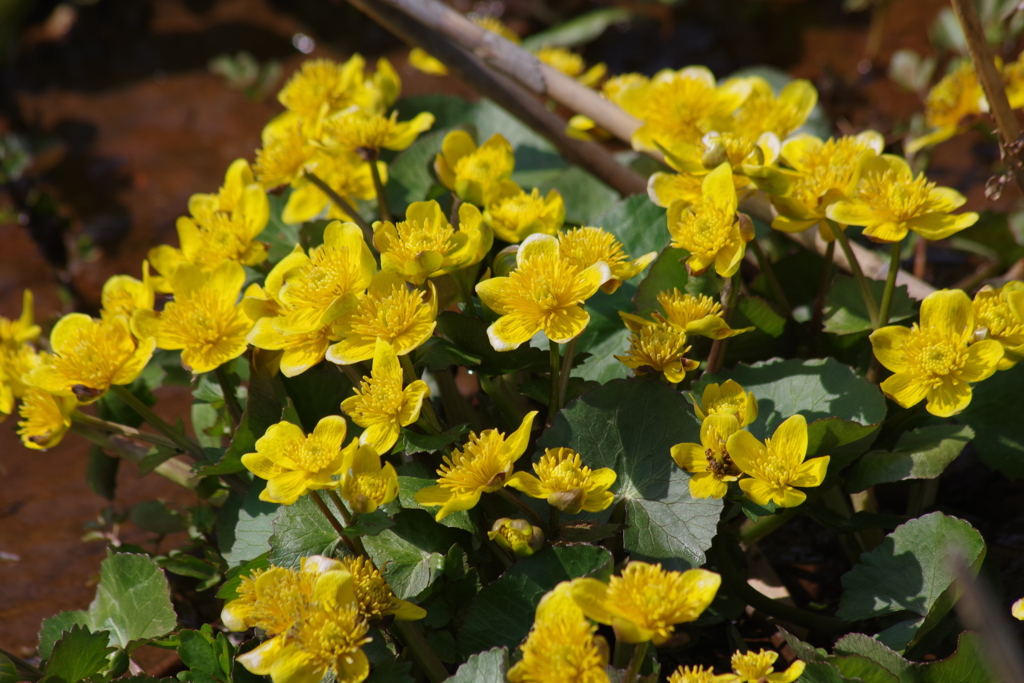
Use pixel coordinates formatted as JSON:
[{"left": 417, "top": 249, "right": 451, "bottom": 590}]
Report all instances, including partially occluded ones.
[
  {"left": 768, "top": 131, "right": 884, "bottom": 240},
  {"left": 671, "top": 414, "right": 744, "bottom": 499},
  {"left": 571, "top": 561, "right": 720, "bottom": 644},
  {"left": 26, "top": 314, "right": 154, "bottom": 403},
  {"left": 534, "top": 46, "right": 606, "bottom": 87},
  {"left": 273, "top": 222, "right": 377, "bottom": 335},
  {"left": 622, "top": 67, "right": 752, "bottom": 152},
  {"left": 131, "top": 261, "right": 251, "bottom": 374},
  {"left": 17, "top": 388, "right": 76, "bottom": 450},
  {"left": 615, "top": 317, "right": 698, "bottom": 383},
  {"left": 0, "top": 290, "right": 41, "bottom": 349},
  {"left": 508, "top": 582, "right": 610, "bottom": 683},
  {"left": 506, "top": 447, "right": 617, "bottom": 514},
  {"left": 473, "top": 15, "right": 521, "bottom": 43},
  {"left": 558, "top": 227, "right": 657, "bottom": 294},
  {"left": 691, "top": 379, "right": 758, "bottom": 427},
  {"left": 657, "top": 289, "right": 752, "bottom": 339},
  {"left": 327, "top": 272, "right": 437, "bottom": 365},
  {"left": 100, "top": 263, "right": 155, "bottom": 324},
  {"left": 337, "top": 442, "right": 399, "bottom": 514},
  {"left": 487, "top": 518, "right": 546, "bottom": 557},
  {"left": 344, "top": 556, "right": 426, "bottom": 622},
  {"left": 667, "top": 162, "right": 751, "bottom": 277},
  {"left": 254, "top": 113, "right": 319, "bottom": 189},
  {"left": 730, "top": 650, "right": 805, "bottom": 683},
  {"left": 1012, "top": 597, "right": 1024, "bottom": 620},
  {"left": 435, "top": 131, "right": 515, "bottom": 206},
  {"left": 221, "top": 559, "right": 321, "bottom": 633},
  {"left": 278, "top": 147, "right": 383, "bottom": 226},
  {"left": 726, "top": 415, "right": 829, "bottom": 507},
  {"left": 1002, "top": 53, "right": 1024, "bottom": 108},
  {"left": 414, "top": 410, "right": 538, "bottom": 520},
  {"left": 341, "top": 338, "right": 430, "bottom": 453},
  {"left": 734, "top": 77, "right": 818, "bottom": 140},
  {"left": 241, "top": 415, "right": 352, "bottom": 505},
  {"left": 988, "top": 282, "right": 1024, "bottom": 367},
  {"left": 408, "top": 16, "right": 520, "bottom": 76},
  {"left": 234, "top": 558, "right": 371, "bottom": 683},
  {"left": 483, "top": 180, "right": 565, "bottom": 244},
  {"left": 668, "top": 666, "right": 739, "bottom": 683},
  {"left": 1, "top": 344, "right": 46, "bottom": 405},
  {"left": 826, "top": 154, "right": 978, "bottom": 243},
  {"left": 277, "top": 55, "right": 397, "bottom": 121},
  {"left": 870, "top": 289, "right": 1004, "bottom": 417},
  {"left": 476, "top": 234, "right": 610, "bottom": 351},
  {"left": 324, "top": 109, "right": 434, "bottom": 154},
  {"left": 373, "top": 201, "right": 492, "bottom": 285},
  {"left": 907, "top": 61, "right": 984, "bottom": 154}
]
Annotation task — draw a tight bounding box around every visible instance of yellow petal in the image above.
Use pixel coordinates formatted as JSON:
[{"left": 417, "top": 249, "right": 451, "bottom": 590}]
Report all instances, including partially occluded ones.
[
  {"left": 906, "top": 212, "right": 978, "bottom": 241},
  {"left": 488, "top": 314, "right": 541, "bottom": 351},
  {"left": 791, "top": 455, "right": 830, "bottom": 488},
  {"left": 311, "top": 415, "right": 349, "bottom": 453},
  {"left": 690, "top": 472, "right": 729, "bottom": 498},
  {"left": 869, "top": 325, "right": 913, "bottom": 373},
  {"left": 569, "top": 577, "right": 614, "bottom": 624},
  {"left": 826, "top": 200, "right": 875, "bottom": 227},
  {"left": 263, "top": 471, "right": 313, "bottom": 505},
  {"left": 500, "top": 410, "right": 538, "bottom": 467},
  {"left": 924, "top": 378, "right": 973, "bottom": 418},
  {"left": 671, "top": 442, "right": 708, "bottom": 472},
  {"left": 880, "top": 372, "right": 929, "bottom": 409},
  {"left": 236, "top": 636, "right": 287, "bottom": 675},
  {"left": 268, "top": 646, "right": 325, "bottom": 683},
  {"left": 390, "top": 598, "right": 428, "bottom": 621},
  {"left": 241, "top": 451, "right": 287, "bottom": 480},
  {"left": 770, "top": 415, "right": 808, "bottom": 466},
  {"left": 517, "top": 233, "right": 560, "bottom": 265},
  {"left": 408, "top": 47, "right": 449, "bottom": 75},
  {"left": 725, "top": 429, "right": 766, "bottom": 475},
  {"left": 920, "top": 289, "right": 973, "bottom": 334},
  {"left": 544, "top": 305, "right": 591, "bottom": 344},
  {"left": 505, "top": 472, "right": 547, "bottom": 498},
  {"left": 702, "top": 162, "right": 737, "bottom": 214},
  {"left": 959, "top": 339, "right": 1003, "bottom": 382},
  {"left": 49, "top": 313, "right": 95, "bottom": 357}
]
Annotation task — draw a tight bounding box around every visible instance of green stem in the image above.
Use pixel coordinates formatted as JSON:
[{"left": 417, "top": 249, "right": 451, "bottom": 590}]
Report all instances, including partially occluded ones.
[
  {"left": 327, "top": 490, "right": 368, "bottom": 556},
  {"left": 400, "top": 354, "right": 443, "bottom": 434},
  {"left": 497, "top": 488, "right": 547, "bottom": 531},
  {"left": 310, "top": 490, "right": 357, "bottom": 554},
  {"left": 110, "top": 385, "right": 205, "bottom": 461},
  {"left": 624, "top": 641, "right": 649, "bottom": 683},
  {"left": 705, "top": 273, "right": 740, "bottom": 375},
  {"left": 612, "top": 639, "right": 631, "bottom": 669},
  {"left": 739, "top": 507, "right": 800, "bottom": 545},
  {"left": 303, "top": 171, "right": 374, "bottom": 244},
  {"left": 368, "top": 159, "right": 391, "bottom": 223},
  {"left": 829, "top": 220, "right": 879, "bottom": 328},
  {"left": 548, "top": 339, "right": 562, "bottom": 423},
  {"left": 392, "top": 620, "right": 450, "bottom": 683},
  {"left": 69, "top": 423, "right": 198, "bottom": 491},
  {"left": 71, "top": 411, "right": 181, "bottom": 451},
  {"left": 336, "top": 361, "right": 365, "bottom": 388},
  {"left": 750, "top": 238, "right": 792, "bottom": 318},
  {"left": 557, "top": 335, "right": 578, "bottom": 413},
  {"left": 877, "top": 241, "right": 902, "bottom": 328},
  {"left": 214, "top": 366, "right": 243, "bottom": 427},
  {"left": 810, "top": 240, "right": 836, "bottom": 337}
]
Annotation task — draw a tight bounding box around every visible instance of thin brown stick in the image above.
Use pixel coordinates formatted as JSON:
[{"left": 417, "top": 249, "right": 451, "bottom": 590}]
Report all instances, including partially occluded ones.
[
  {"left": 346, "top": 0, "right": 647, "bottom": 197},
  {"left": 949, "top": 0, "right": 1024, "bottom": 196}
]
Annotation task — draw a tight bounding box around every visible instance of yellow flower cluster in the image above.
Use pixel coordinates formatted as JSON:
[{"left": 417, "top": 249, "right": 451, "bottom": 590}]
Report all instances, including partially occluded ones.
[
  {"left": 667, "top": 649, "right": 805, "bottom": 683},
  {"left": 222, "top": 555, "right": 423, "bottom": 683},
  {"left": 673, "top": 380, "right": 829, "bottom": 506}
]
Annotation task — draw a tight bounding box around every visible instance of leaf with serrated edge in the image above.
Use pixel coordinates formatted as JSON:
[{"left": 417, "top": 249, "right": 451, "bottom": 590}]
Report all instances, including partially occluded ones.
[
  {"left": 446, "top": 647, "right": 509, "bottom": 683},
  {"left": 361, "top": 509, "right": 465, "bottom": 599},
  {"left": 87, "top": 553, "right": 177, "bottom": 649},
  {"left": 38, "top": 612, "right": 90, "bottom": 661},
  {"left": 958, "top": 362, "right": 1024, "bottom": 479},
  {"left": 44, "top": 625, "right": 115, "bottom": 683},
  {"left": 268, "top": 494, "right": 343, "bottom": 568},
  {"left": 846, "top": 425, "right": 974, "bottom": 492}
]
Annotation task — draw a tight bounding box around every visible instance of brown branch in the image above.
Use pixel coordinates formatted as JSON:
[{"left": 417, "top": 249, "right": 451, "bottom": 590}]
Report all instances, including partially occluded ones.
[
  {"left": 347, "top": 0, "right": 647, "bottom": 197},
  {"left": 949, "top": 0, "right": 1024, "bottom": 196}
]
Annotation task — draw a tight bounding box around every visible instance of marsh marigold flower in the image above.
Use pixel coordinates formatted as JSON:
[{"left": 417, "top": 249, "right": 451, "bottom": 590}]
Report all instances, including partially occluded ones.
[
  {"left": 571, "top": 561, "right": 720, "bottom": 644},
  {"left": 671, "top": 414, "right": 743, "bottom": 499},
  {"left": 488, "top": 518, "right": 545, "bottom": 557},
  {"left": 558, "top": 227, "right": 657, "bottom": 294},
  {"left": 476, "top": 234, "right": 611, "bottom": 351},
  {"left": 373, "top": 201, "right": 492, "bottom": 285},
  {"left": 508, "top": 582, "right": 610, "bottom": 683},
  {"left": 26, "top": 314, "right": 154, "bottom": 403},
  {"left": 1013, "top": 597, "right": 1024, "bottom": 620},
  {"left": 324, "top": 109, "right": 434, "bottom": 154},
  {"left": 907, "top": 60, "right": 984, "bottom": 154},
  {"left": 534, "top": 46, "right": 606, "bottom": 87},
  {"left": 483, "top": 180, "right": 565, "bottom": 244},
  {"left": 344, "top": 556, "right": 425, "bottom": 622},
  {"left": 870, "top": 289, "right": 1003, "bottom": 417},
  {"left": 668, "top": 162, "right": 752, "bottom": 277},
  {"left": 1, "top": 290, "right": 41, "bottom": 349},
  {"left": 1, "top": 345, "right": 45, "bottom": 419},
  {"left": 615, "top": 317, "right": 698, "bottom": 383},
  {"left": 730, "top": 650, "right": 804, "bottom": 683},
  {"left": 132, "top": 261, "right": 251, "bottom": 374},
  {"left": 100, "top": 264, "right": 155, "bottom": 324},
  {"left": 506, "top": 447, "right": 616, "bottom": 514},
  {"left": 242, "top": 415, "right": 352, "bottom": 505},
  {"left": 435, "top": 131, "right": 515, "bottom": 206},
  {"left": 669, "top": 666, "right": 739, "bottom": 683},
  {"left": 327, "top": 272, "right": 437, "bottom": 365},
  {"left": 221, "top": 558, "right": 322, "bottom": 633},
  {"left": 414, "top": 410, "right": 537, "bottom": 520},
  {"left": 337, "top": 442, "right": 399, "bottom": 514},
  {"left": 768, "top": 132, "right": 884, "bottom": 240},
  {"left": 691, "top": 379, "right": 758, "bottom": 426},
  {"left": 735, "top": 77, "right": 818, "bottom": 140},
  {"left": 279, "top": 147, "right": 383, "bottom": 226},
  {"left": 277, "top": 55, "right": 398, "bottom": 121},
  {"left": 17, "top": 388, "right": 75, "bottom": 450},
  {"left": 726, "top": 414, "right": 829, "bottom": 507},
  {"left": 409, "top": 16, "right": 520, "bottom": 76},
  {"left": 340, "top": 338, "right": 429, "bottom": 453},
  {"left": 827, "top": 155, "right": 978, "bottom": 243},
  {"left": 975, "top": 281, "right": 1024, "bottom": 368},
  {"left": 658, "top": 289, "right": 752, "bottom": 339}
]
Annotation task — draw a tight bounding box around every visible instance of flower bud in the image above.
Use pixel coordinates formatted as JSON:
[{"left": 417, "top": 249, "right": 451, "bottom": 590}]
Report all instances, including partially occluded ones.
[
  {"left": 547, "top": 487, "right": 586, "bottom": 515},
  {"left": 701, "top": 139, "right": 728, "bottom": 169},
  {"left": 488, "top": 517, "right": 545, "bottom": 557},
  {"left": 737, "top": 212, "right": 755, "bottom": 243},
  {"left": 492, "top": 245, "right": 519, "bottom": 277}
]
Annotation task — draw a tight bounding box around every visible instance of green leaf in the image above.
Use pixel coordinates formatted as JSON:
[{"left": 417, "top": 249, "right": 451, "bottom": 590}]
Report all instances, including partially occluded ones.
[
  {"left": 39, "top": 612, "right": 90, "bottom": 661},
  {"left": 364, "top": 658, "right": 414, "bottom": 683},
  {"left": 261, "top": 189, "right": 301, "bottom": 262},
  {"left": 177, "top": 630, "right": 219, "bottom": 677},
  {"left": 846, "top": 425, "right": 974, "bottom": 492},
  {"left": 446, "top": 647, "right": 508, "bottom": 683},
  {"left": 538, "top": 165, "right": 619, "bottom": 225},
  {"left": 521, "top": 8, "right": 630, "bottom": 49},
  {"left": 591, "top": 195, "right": 668, "bottom": 261},
  {"left": 362, "top": 509, "right": 466, "bottom": 599},
  {"left": 395, "top": 424, "right": 469, "bottom": 455},
  {"left": 129, "top": 501, "right": 187, "bottom": 535},
  {"left": 281, "top": 362, "right": 353, "bottom": 433},
  {"left": 217, "top": 483, "right": 279, "bottom": 567},
  {"left": 0, "top": 654, "right": 18, "bottom": 683},
  {"left": 341, "top": 510, "right": 395, "bottom": 538},
  {"left": 44, "top": 625, "right": 115, "bottom": 683},
  {"left": 832, "top": 634, "right": 913, "bottom": 683},
  {"left": 634, "top": 247, "right": 721, "bottom": 316},
  {"left": 86, "top": 446, "right": 120, "bottom": 501},
  {"left": 217, "top": 553, "right": 269, "bottom": 600},
  {"left": 539, "top": 379, "right": 720, "bottom": 569},
  {"left": 432, "top": 311, "right": 549, "bottom": 376},
  {"left": 87, "top": 553, "right": 177, "bottom": 649},
  {"left": 268, "top": 494, "right": 344, "bottom": 568},
  {"left": 823, "top": 275, "right": 915, "bottom": 335},
  {"left": 384, "top": 129, "right": 446, "bottom": 216},
  {"left": 415, "top": 337, "right": 482, "bottom": 372},
  {"left": 736, "top": 295, "right": 786, "bottom": 337},
  {"left": 837, "top": 512, "right": 986, "bottom": 651},
  {"left": 570, "top": 283, "right": 634, "bottom": 383},
  {"left": 958, "top": 362, "right": 1024, "bottom": 479},
  {"left": 917, "top": 631, "right": 994, "bottom": 683},
  {"left": 458, "top": 546, "right": 612, "bottom": 655}
]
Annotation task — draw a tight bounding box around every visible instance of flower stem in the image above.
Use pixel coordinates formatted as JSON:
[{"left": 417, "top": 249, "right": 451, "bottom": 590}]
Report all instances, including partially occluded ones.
[
  {"left": 557, "top": 335, "right": 578, "bottom": 413},
  {"left": 705, "top": 273, "right": 740, "bottom": 375},
  {"left": 214, "top": 365, "right": 243, "bottom": 427},
  {"left": 624, "top": 641, "right": 649, "bottom": 683},
  {"left": 110, "top": 385, "right": 205, "bottom": 461},
  {"left": 368, "top": 159, "right": 391, "bottom": 223},
  {"left": 497, "top": 488, "right": 547, "bottom": 531},
  {"left": 749, "top": 238, "right": 792, "bottom": 318},
  {"left": 302, "top": 170, "right": 375, "bottom": 244},
  {"left": 612, "top": 639, "right": 631, "bottom": 669},
  {"left": 310, "top": 490, "right": 357, "bottom": 554},
  {"left": 877, "top": 241, "right": 902, "bottom": 328},
  {"left": 810, "top": 240, "right": 836, "bottom": 337},
  {"left": 400, "top": 354, "right": 443, "bottom": 434},
  {"left": 327, "top": 490, "right": 369, "bottom": 556},
  {"left": 548, "top": 339, "right": 562, "bottom": 422},
  {"left": 392, "top": 620, "right": 450, "bottom": 683},
  {"left": 829, "top": 220, "right": 879, "bottom": 328},
  {"left": 71, "top": 411, "right": 181, "bottom": 451}
]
